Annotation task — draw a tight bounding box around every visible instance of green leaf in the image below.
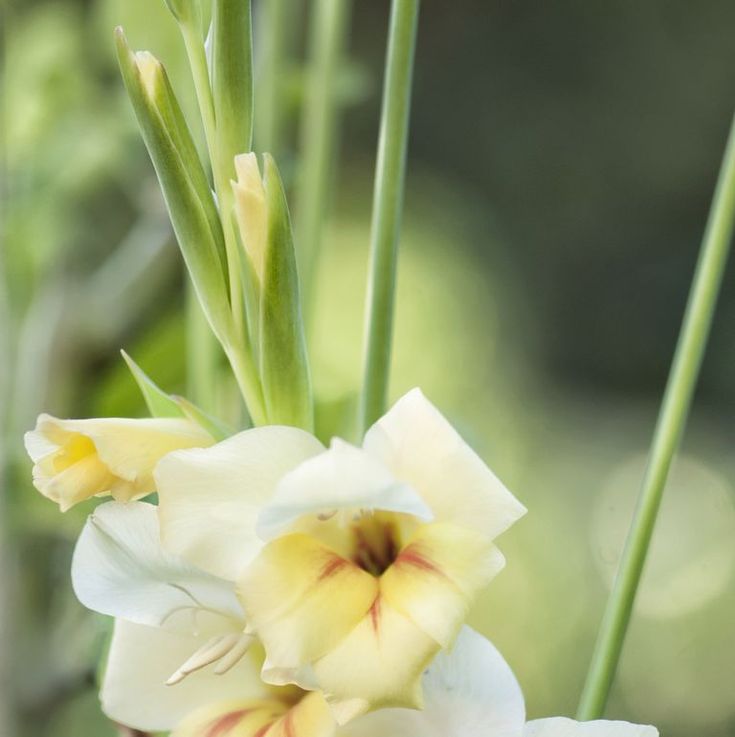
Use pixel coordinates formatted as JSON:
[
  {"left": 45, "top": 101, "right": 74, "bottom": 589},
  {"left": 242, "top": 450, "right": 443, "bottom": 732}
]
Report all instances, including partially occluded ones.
[
  {"left": 212, "top": 0, "right": 254, "bottom": 179},
  {"left": 115, "top": 28, "right": 233, "bottom": 345},
  {"left": 172, "top": 396, "right": 233, "bottom": 441},
  {"left": 259, "top": 154, "right": 313, "bottom": 429},
  {"left": 121, "top": 350, "right": 185, "bottom": 418},
  {"left": 122, "top": 350, "right": 232, "bottom": 441}
]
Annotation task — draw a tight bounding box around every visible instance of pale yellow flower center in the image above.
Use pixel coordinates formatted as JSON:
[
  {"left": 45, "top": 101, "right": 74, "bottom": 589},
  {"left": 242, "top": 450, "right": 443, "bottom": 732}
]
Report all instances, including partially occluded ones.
[{"left": 52, "top": 434, "right": 96, "bottom": 473}]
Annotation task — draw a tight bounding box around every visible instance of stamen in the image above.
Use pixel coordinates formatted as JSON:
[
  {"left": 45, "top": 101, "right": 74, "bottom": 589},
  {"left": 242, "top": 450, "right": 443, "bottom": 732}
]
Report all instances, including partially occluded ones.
[
  {"left": 213, "top": 632, "right": 255, "bottom": 675},
  {"left": 317, "top": 509, "right": 338, "bottom": 521},
  {"left": 166, "top": 633, "right": 240, "bottom": 685}
]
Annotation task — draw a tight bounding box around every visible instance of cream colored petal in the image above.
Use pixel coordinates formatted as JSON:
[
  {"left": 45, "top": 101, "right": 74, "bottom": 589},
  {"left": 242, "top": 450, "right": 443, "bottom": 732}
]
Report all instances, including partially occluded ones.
[
  {"left": 172, "top": 699, "right": 277, "bottom": 737},
  {"left": 313, "top": 598, "right": 438, "bottom": 724},
  {"left": 24, "top": 414, "right": 213, "bottom": 510},
  {"left": 268, "top": 692, "right": 336, "bottom": 737},
  {"left": 257, "top": 439, "right": 432, "bottom": 541},
  {"left": 172, "top": 691, "right": 336, "bottom": 737},
  {"left": 101, "top": 619, "right": 267, "bottom": 732},
  {"left": 24, "top": 414, "right": 62, "bottom": 461},
  {"left": 156, "top": 426, "right": 324, "bottom": 580},
  {"left": 341, "top": 627, "right": 525, "bottom": 737},
  {"left": 78, "top": 417, "right": 214, "bottom": 484},
  {"left": 239, "top": 533, "right": 377, "bottom": 676},
  {"left": 363, "top": 389, "right": 526, "bottom": 538},
  {"left": 38, "top": 455, "right": 115, "bottom": 511},
  {"left": 381, "top": 522, "right": 505, "bottom": 647},
  {"left": 72, "top": 502, "right": 242, "bottom": 633},
  {"left": 524, "top": 719, "right": 658, "bottom": 737}
]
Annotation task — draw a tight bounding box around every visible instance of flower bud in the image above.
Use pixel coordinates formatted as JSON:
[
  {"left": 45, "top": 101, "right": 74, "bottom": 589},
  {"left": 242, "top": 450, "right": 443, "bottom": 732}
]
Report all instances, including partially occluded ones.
[
  {"left": 115, "top": 28, "right": 233, "bottom": 345},
  {"left": 24, "top": 415, "right": 213, "bottom": 511},
  {"left": 231, "top": 153, "right": 313, "bottom": 429}
]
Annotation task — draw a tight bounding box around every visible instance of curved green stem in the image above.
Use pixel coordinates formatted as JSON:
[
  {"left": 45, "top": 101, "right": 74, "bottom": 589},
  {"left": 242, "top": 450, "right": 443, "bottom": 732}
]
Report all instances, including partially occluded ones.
[
  {"left": 180, "top": 22, "right": 242, "bottom": 328},
  {"left": 255, "top": 0, "right": 289, "bottom": 157},
  {"left": 577, "top": 114, "right": 735, "bottom": 719},
  {"left": 358, "top": 0, "right": 419, "bottom": 434},
  {"left": 295, "top": 0, "right": 352, "bottom": 323},
  {"left": 180, "top": 18, "right": 265, "bottom": 422}
]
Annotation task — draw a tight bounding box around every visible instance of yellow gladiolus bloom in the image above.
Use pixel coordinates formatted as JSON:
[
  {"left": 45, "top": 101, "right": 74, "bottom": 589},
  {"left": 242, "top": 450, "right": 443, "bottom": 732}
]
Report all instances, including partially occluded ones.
[
  {"left": 155, "top": 389, "right": 526, "bottom": 721},
  {"left": 25, "top": 414, "right": 213, "bottom": 511}
]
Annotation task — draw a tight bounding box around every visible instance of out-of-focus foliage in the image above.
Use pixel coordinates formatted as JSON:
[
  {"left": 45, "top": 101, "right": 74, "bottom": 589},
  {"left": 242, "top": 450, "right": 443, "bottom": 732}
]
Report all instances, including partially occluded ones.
[{"left": 2, "top": 2, "right": 734, "bottom": 737}]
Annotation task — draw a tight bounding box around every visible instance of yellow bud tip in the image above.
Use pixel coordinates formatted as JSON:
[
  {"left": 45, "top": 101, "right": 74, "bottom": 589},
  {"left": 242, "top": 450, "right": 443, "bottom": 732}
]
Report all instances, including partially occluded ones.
[
  {"left": 134, "top": 51, "right": 163, "bottom": 98},
  {"left": 233, "top": 152, "right": 263, "bottom": 192}
]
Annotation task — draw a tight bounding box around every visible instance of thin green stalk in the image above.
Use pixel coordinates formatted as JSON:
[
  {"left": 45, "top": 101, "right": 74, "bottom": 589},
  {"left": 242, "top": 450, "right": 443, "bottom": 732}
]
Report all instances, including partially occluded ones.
[
  {"left": 577, "top": 115, "right": 735, "bottom": 719},
  {"left": 255, "top": 0, "right": 289, "bottom": 156},
  {"left": 179, "top": 17, "right": 265, "bottom": 422},
  {"left": 295, "top": 0, "right": 352, "bottom": 322},
  {"left": 358, "top": 0, "right": 420, "bottom": 434},
  {"left": 186, "top": 280, "right": 218, "bottom": 413},
  {"left": 179, "top": 21, "right": 243, "bottom": 330}
]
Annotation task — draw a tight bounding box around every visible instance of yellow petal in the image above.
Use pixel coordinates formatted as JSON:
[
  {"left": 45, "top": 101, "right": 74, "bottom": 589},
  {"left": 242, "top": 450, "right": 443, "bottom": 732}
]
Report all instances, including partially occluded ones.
[
  {"left": 268, "top": 692, "right": 335, "bottom": 737},
  {"left": 172, "top": 699, "right": 278, "bottom": 737},
  {"left": 173, "top": 691, "right": 335, "bottom": 737},
  {"left": 24, "top": 414, "right": 213, "bottom": 510},
  {"left": 239, "top": 534, "right": 378, "bottom": 676},
  {"left": 313, "top": 598, "right": 438, "bottom": 724},
  {"left": 381, "top": 522, "right": 505, "bottom": 647}
]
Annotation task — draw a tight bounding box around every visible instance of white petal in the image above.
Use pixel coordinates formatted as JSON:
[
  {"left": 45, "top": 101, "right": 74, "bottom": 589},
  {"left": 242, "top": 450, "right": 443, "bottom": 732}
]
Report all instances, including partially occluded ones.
[
  {"left": 72, "top": 501, "right": 242, "bottom": 632},
  {"left": 101, "top": 619, "right": 268, "bottom": 732},
  {"left": 363, "top": 389, "right": 526, "bottom": 539},
  {"left": 155, "top": 425, "right": 324, "bottom": 580},
  {"left": 257, "top": 439, "right": 433, "bottom": 540},
  {"left": 524, "top": 718, "right": 659, "bottom": 737},
  {"left": 342, "top": 627, "right": 525, "bottom": 737}
]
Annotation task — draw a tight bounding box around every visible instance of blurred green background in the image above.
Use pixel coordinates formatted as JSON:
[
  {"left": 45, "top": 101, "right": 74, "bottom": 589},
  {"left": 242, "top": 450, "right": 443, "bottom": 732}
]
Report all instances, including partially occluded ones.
[{"left": 2, "top": 1, "right": 735, "bottom": 735}]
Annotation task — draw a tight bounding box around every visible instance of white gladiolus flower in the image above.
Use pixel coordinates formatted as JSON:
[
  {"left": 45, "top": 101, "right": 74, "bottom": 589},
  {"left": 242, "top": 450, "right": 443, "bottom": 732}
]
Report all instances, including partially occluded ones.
[{"left": 154, "top": 388, "right": 527, "bottom": 720}]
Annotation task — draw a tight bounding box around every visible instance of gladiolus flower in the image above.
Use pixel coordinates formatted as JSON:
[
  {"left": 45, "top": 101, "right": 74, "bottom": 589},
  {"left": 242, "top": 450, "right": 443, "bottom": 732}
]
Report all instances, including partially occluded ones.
[
  {"left": 346, "top": 627, "right": 659, "bottom": 737},
  {"left": 24, "top": 415, "right": 212, "bottom": 511},
  {"left": 155, "top": 388, "right": 526, "bottom": 721}
]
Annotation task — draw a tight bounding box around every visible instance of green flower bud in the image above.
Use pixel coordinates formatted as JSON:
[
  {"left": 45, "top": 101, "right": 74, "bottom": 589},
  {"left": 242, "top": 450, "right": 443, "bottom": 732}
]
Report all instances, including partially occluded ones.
[
  {"left": 231, "top": 153, "right": 313, "bottom": 429},
  {"left": 115, "top": 28, "right": 232, "bottom": 344}
]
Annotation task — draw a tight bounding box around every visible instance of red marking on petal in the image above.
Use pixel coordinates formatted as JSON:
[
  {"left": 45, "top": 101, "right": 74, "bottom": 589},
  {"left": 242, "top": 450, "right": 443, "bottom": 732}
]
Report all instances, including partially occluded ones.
[
  {"left": 318, "top": 555, "right": 348, "bottom": 581},
  {"left": 284, "top": 710, "right": 297, "bottom": 737},
  {"left": 253, "top": 726, "right": 271, "bottom": 737},
  {"left": 395, "top": 547, "right": 440, "bottom": 573},
  {"left": 205, "top": 709, "right": 251, "bottom": 737},
  {"left": 369, "top": 597, "right": 381, "bottom": 635}
]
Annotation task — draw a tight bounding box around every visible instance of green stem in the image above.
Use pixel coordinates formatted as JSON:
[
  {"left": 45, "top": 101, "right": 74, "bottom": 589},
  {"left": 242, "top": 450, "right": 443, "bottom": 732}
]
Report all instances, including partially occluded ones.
[
  {"left": 255, "top": 0, "right": 289, "bottom": 156},
  {"left": 186, "top": 279, "right": 218, "bottom": 413},
  {"left": 295, "top": 0, "right": 352, "bottom": 323},
  {"left": 577, "top": 115, "right": 735, "bottom": 719},
  {"left": 358, "top": 0, "right": 420, "bottom": 434},
  {"left": 180, "top": 21, "right": 242, "bottom": 329},
  {"left": 180, "top": 18, "right": 265, "bottom": 422},
  {"left": 227, "top": 346, "right": 267, "bottom": 426},
  {"left": 179, "top": 22, "right": 218, "bottom": 173}
]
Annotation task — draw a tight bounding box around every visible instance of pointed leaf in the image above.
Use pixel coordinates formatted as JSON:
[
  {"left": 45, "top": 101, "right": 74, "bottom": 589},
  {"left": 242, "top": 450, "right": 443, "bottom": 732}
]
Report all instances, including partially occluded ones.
[
  {"left": 259, "top": 154, "right": 313, "bottom": 429},
  {"left": 121, "top": 350, "right": 185, "bottom": 419},
  {"left": 173, "top": 395, "right": 232, "bottom": 441}
]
